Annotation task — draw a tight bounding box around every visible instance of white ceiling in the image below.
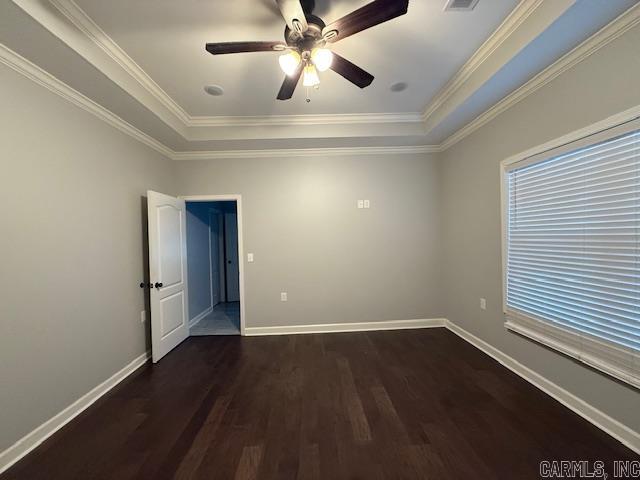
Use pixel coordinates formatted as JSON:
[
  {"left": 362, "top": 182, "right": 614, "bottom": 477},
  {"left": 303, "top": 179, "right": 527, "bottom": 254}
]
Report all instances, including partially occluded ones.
[
  {"left": 73, "top": 0, "right": 518, "bottom": 116},
  {"left": 1, "top": 0, "right": 638, "bottom": 155}
]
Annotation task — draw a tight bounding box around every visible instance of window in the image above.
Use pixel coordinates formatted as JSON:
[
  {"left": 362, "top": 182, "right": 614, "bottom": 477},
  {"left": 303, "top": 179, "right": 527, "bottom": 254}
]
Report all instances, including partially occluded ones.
[{"left": 502, "top": 118, "right": 640, "bottom": 388}]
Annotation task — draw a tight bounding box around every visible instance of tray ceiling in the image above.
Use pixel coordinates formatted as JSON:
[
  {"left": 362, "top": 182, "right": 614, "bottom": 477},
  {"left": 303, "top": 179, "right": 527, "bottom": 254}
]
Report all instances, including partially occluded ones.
[{"left": 1, "top": 0, "right": 638, "bottom": 156}]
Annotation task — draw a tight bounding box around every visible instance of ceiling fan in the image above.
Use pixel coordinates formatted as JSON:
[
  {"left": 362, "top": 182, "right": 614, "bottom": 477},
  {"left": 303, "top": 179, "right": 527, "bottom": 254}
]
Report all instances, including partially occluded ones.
[{"left": 205, "top": 0, "right": 409, "bottom": 100}]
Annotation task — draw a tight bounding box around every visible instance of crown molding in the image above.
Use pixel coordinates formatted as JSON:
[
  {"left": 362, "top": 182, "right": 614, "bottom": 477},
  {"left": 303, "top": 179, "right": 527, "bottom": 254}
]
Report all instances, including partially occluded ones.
[
  {"left": 188, "top": 112, "right": 424, "bottom": 128},
  {"left": 49, "top": 0, "right": 191, "bottom": 125},
  {"left": 12, "top": 0, "right": 569, "bottom": 142},
  {"left": 420, "top": 0, "right": 544, "bottom": 123},
  {"left": 0, "top": 42, "right": 439, "bottom": 161},
  {"left": 41, "top": 0, "right": 425, "bottom": 132},
  {"left": 439, "top": 2, "right": 640, "bottom": 151},
  {"left": 4, "top": 2, "right": 639, "bottom": 159},
  {"left": 0, "top": 43, "right": 173, "bottom": 159},
  {"left": 422, "top": 0, "right": 576, "bottom": 134},
  {"left": 171, "top": 145, "right": 442, "bottom": 161}
]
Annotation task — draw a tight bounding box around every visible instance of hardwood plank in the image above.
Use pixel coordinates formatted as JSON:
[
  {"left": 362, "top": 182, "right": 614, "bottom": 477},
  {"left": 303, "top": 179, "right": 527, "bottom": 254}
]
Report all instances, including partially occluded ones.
[
  {"left": 234, "top": 445, "right": 264, "bottom": 480},
  {"left": 2, "top": 329, "right": 637, "bottom": 480}
]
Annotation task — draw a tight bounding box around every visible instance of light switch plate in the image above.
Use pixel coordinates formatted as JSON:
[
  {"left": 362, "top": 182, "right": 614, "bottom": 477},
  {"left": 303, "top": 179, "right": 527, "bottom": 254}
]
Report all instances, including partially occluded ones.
[
  {"left": 364, "top": 199, "right": 370, "bottom": 209},
  {"left": 247, "top": 253, "right": 254, "bottom": 262},
  {"left": 480, "top": 298, "right": 487, "bottom": 310},
  {"left": 140, "top": 310, "right": 146, "bottom": 323},
  {"left": 357, "top": 200, "right": 364, "bottom": 209},
  {"left": 281, "top": 292, "right": 288, "bottom": 302}
]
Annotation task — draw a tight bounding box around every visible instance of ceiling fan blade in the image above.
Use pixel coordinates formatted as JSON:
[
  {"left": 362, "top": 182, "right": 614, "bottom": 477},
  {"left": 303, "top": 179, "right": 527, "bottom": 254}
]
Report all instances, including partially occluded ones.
[
  {"left": 330, "top": 53, "right": 374, "bottom": 88},
  {"left": 205, "top": 41, "right": 286, "bottom": 55},
  {"left": 276, "top": 0, "right": 308, "bottom": 33},
  {"left": 322, "top": 0, "right": 408, "bottom": 43},
  {"left": 277, "top": 64, "right": 303, "bottom": 100}
]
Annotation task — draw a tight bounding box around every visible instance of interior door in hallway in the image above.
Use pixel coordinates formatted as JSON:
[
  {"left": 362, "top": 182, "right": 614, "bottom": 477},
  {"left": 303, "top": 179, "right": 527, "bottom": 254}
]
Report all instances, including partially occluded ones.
[
  {"left": 210, "top": 211, "right": 222, "bottom": 307},
  {"left": 147, "top": 191, "right": 189, "bottom": 363},
  {"left": 224, "top": 212, "right": 240, "bottom": 302}
]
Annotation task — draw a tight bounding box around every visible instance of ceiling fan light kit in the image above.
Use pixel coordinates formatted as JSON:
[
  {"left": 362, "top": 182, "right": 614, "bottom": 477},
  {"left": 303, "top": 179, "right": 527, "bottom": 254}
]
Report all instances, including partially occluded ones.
[
  {"left": 302, "top": 64, "right": 320, "bottom": 87},
  {"left": 205, "top": 0, "right": 409, "bottom": 101},
  {"left": 278, "top": 50, "right": 301, "bottom": 76},
  {"left": 311, "top": 48, "right": 333, "bottom": 72}
]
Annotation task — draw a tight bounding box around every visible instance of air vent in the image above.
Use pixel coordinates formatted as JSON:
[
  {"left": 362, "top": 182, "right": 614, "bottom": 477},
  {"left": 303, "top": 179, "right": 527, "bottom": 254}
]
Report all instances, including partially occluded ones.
[{"left": 444, "top": 0, "right": 479, "bottom": 11}]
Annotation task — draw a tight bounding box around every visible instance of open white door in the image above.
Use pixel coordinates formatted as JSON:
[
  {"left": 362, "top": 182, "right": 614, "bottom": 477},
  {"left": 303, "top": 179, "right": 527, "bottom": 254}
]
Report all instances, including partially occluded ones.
[{"left": 147, "top": 191, "right": 189, "bottom": 363}]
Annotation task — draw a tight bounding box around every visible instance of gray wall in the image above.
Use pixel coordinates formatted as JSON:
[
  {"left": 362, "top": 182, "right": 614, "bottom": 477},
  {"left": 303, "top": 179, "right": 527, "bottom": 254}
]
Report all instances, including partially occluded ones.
[
  {"left": 439, "top": 23, "right": 640, "bottom": 432},
  {"left": 185, "top": 200, "right": 239, "bottom": 319},
  {"left": 175, "top": 153, "right": 444, "bottom": 328},
  {"left": 186, "top": 202, "right": 214, "bottom": 320},
  {"left": 3, "top": 16, "right": 640, "bottom": 461},
  {"left": 0, "top": 63, "right": 174, "bottom": 452}
]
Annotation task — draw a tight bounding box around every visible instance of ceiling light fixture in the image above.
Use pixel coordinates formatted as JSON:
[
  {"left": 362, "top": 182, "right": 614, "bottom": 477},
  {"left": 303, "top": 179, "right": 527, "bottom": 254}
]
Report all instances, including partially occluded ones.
[
  {"left": 311, "top": 48, "right": 333, "bottom": 72},
  {"left": 278, "top": 50, "right": 301, "bottom": 76},
  {"left": 205, "top": 0, "right": 409, "bottom": 101},
  {"left": 302, "top": 64, "right": 320, "bottom": 87}
]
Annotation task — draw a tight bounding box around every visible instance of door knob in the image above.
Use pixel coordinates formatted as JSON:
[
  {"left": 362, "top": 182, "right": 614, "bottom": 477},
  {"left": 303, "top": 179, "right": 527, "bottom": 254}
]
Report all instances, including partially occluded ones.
[
  {"left": 155, "top": 282, "right": 163, "bottom": 289},
  {"left": 139, "top": 282, "right": 152, "bottom": 288}
]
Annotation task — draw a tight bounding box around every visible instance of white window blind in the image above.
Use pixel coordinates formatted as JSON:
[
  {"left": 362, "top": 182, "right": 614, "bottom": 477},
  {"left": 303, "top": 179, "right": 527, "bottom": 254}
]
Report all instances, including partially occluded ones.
[{"left": 504, "top": 123, "right": 640, "bottom": 388}]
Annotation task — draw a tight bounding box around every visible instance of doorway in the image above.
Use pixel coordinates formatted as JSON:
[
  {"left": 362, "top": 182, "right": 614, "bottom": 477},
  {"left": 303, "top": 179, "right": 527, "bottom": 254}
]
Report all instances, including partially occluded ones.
[{"left": 185, "top": 198, "right": 242, "bottom": 336}]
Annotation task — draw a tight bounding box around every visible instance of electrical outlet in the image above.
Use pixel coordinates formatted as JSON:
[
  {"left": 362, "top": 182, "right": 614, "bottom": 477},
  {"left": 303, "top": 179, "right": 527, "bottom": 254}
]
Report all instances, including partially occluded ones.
[
  {"left": 281, "top": 292, "right": 288, "bottom": 302},
  {"left": 247, "top": 253, "right": 254, "bottom": 263},
  {"left": 140, "top": 310, "right": 147, "bottom": 323},
  {"left": 480, "top": 298, "right": 487, "bottom": 310}
]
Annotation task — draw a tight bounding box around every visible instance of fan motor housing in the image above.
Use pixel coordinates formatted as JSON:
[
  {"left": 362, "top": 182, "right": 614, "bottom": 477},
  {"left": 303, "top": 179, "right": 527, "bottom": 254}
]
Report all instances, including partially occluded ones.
[{"left": 284, "top": 14, "right": 325, "bottom": 48}]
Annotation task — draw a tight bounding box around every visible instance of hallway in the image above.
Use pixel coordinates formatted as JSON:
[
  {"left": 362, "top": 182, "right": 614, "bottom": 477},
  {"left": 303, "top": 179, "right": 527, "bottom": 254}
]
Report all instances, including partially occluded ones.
[{"left": 190, "top": 302, "right": 240, "bottom": 336}]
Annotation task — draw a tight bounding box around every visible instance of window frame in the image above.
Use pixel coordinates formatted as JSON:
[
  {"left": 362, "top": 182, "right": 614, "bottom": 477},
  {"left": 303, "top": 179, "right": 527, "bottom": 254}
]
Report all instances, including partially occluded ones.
[{"left": 500, "top": 107, "right": 640, "bottom": 389}]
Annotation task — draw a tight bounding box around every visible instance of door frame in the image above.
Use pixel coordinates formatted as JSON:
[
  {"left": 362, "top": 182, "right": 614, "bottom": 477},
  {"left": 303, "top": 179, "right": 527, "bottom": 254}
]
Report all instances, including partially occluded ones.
[{"left": 181, "top": 194, "right": 246, "bottom": 335}]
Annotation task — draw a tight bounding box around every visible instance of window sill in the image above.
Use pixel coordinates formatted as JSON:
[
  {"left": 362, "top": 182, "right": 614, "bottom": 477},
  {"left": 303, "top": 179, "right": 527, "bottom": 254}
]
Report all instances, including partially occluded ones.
[{"left": 505, "top": 309, "right": 640, "bottom": 390}]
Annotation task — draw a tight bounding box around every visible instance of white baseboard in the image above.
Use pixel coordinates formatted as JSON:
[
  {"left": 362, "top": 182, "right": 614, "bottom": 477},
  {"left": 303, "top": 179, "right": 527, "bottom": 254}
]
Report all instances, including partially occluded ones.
[
  {"left": 3, "top": 318, "right": 638, "bottom": 476},
  {"left": 444, "top": 320, "right": 640, "bottom": 455},
  {"left": 0, "top": 351, "right": 150, "bottom": 475},
  {"left": 188, "top": 306, "right": 213, "bottom": 328},
  {"left": 244, "top": 318, "right": 447, "bottom": 336}
]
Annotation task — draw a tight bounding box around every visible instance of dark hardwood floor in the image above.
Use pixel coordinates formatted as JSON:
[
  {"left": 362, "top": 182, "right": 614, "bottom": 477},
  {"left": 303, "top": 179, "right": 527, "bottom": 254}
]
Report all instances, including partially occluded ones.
[{"left": 3, "top": 329, "right": 637, "bottom": 479}]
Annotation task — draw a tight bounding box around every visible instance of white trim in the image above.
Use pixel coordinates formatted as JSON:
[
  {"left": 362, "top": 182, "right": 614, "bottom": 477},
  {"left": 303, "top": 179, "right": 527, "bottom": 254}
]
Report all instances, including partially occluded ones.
[
  {"left": 445, "top": 320, "right": 640, "bottom": 455},
  {"left": 500, "top": 105, "right": 640, "bottom": 168},
  {"left": 0, "top": 43, "right": 173, "bottom": 159},
  {"left": 180, "top": 195, "right": 246, "bottom": 335},
  {"left": 0, "top": 43, "right": 440, "bottom": 161},
  {"left": 48, "top": 0, "right": 191, "bottom": 125},
  {"left": 0, "top": 351, "right": 150, "bottom": 475},
  {"left": 500, "top": 155, "right": 509, "bottom": 315},
  {"left": 499, "top": 103, "right": 640, "bottom": 293},
  {"left": 244, "top": 316, "right": 640, "bottom": 453},
  {"left": 440, "top": 2, "right": 640, "bottom": 150},
  {"left": 244, "top": 318, "right": 447, "bottom": 336},
  {"left": 188, "top": 306, "right": 213, "bottom": 329},
  {"left": 189, "top": 112, "right": 424, "bottom": 128},
  {"left": 505, "top": 316, "right": 640, "bottom": 390},
  {"left": 499, "top": 110, "right": 640, "bottom": 390},
  {"left": 2, "top": 320, "right": 638, "bottom": 474},
  {"left": 4, "top": 1, "right": 639, "bottom": 159},
  {"left": 42, "top": 0, "right": 425, "bottom": 130},
  {"left": 172, "top": 145, "right": 441, "bottom": 161},
  {"left": 422, "top": 0, "right": 545, "bottom": 123}
]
